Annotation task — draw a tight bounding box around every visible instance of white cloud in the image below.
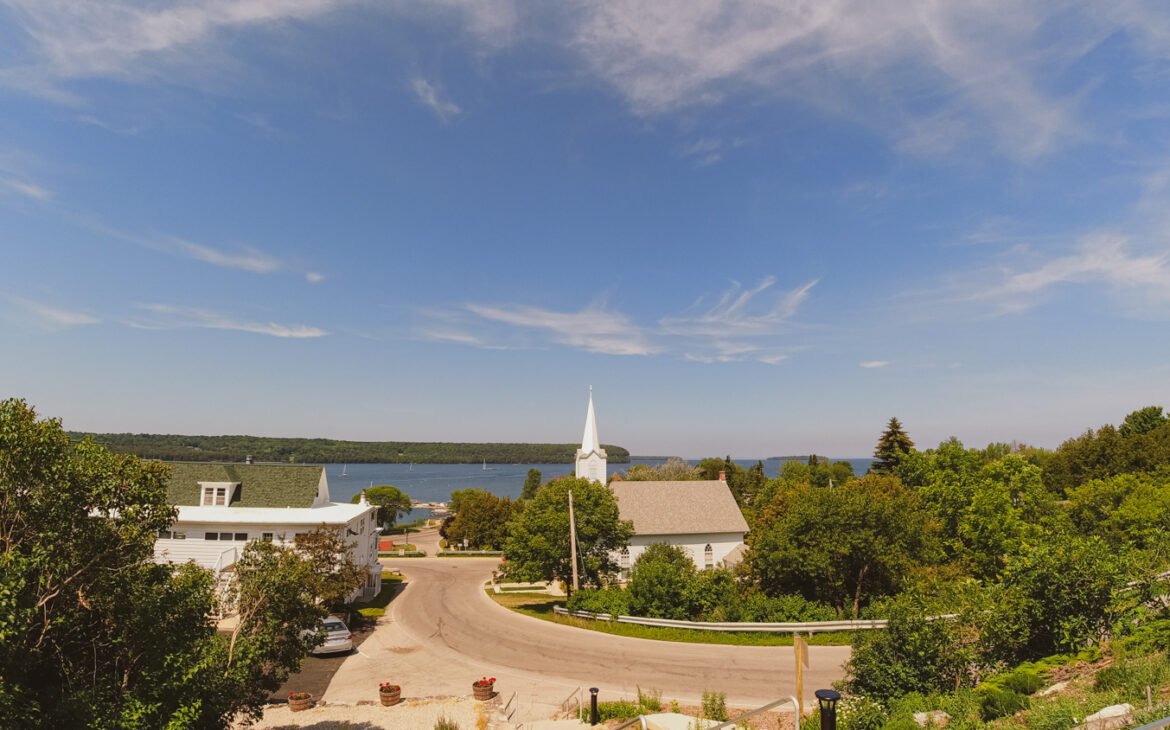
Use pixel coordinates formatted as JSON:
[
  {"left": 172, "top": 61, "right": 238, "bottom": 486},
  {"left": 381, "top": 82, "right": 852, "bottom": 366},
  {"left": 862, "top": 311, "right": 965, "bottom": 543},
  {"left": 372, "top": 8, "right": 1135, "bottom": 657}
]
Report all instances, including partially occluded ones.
[
  {"left": 972, "top": 234, "right": 1170, "bottom": 313},
  {"left": 660, "top": 277, "right": 816, "bottom": 337},
  {"left": 7, "top": 296, "right": 99, "bottom": 328},
  {"left": 132, "top": 304, "right": 327, "bottom": 338},
  {"left": 860, "top": 360, "right": 889, "bottom": 369},
  {"left": 305, "top": 271, "right": 325, "bottom": 283},
  {"left": 158, "top": 236, "right": 283, "bottom": 273},
  {"left": 421, "top": 329, "right": 512, "bottom": 350},
  {"left": 466, "top": 302, "right": 656, "bottom": 356},
  {"left": 442, "top": 275, "right": 815, "bottom": 364},
  {"left": 411, "top": 78, "right": 462, "bottom": 122},
  {"left": 0, "top": 176, "right": 51, "bottom": 201}
]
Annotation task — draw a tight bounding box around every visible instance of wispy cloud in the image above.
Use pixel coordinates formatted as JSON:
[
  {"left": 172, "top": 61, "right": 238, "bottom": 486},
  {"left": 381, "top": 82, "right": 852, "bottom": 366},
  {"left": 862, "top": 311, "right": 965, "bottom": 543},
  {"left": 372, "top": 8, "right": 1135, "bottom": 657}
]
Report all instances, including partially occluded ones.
[
  {"left": 0, "top": 0, "right": 352, "bottom": 90},
  {"left": 305, "top": 271, "right": 325, "bottom": 283},
  {"left": 156, "top": 235, "right": 283, "bottom": 273},
  {"left": 6, "top": 296, "right": 98, "bottom": 328},
  {"left": 0, "top": 176, "right": 51, "bottom": 201},
  {"left": 131, "top": 304, "right": 327, "bottom": 338},
  {"left": 660, "top": 277, "right": 816, "bottom": 337},
  {"left": 411, "top": 79, "right": 462, "bottom": 122},
  {"left": 466, "top": 302, "right": 656, "bottom": 356},
  {"left": 971, "top": 234, "right": 1170, "bottom": 314},
  {"left": 860, "top": 360, "right": 890, "bottom": 369},
  {"left": 429, "top": 276, "right": 816, "bottom": 364}
]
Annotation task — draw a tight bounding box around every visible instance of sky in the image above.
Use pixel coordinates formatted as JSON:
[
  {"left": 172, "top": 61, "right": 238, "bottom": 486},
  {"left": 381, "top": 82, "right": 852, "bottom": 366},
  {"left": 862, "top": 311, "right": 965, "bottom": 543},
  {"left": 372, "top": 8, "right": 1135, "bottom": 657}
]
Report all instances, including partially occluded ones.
[{"left": 2, "top": 1, "right": 1170, "bottom": 458}]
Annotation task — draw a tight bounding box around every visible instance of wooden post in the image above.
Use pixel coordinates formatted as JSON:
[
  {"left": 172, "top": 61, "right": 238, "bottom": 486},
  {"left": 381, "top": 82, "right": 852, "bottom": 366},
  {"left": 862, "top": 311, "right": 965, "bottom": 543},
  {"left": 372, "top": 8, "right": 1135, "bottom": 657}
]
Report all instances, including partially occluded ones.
[{"left": 794, "top": 635, "right": 809, "bottom": 719}]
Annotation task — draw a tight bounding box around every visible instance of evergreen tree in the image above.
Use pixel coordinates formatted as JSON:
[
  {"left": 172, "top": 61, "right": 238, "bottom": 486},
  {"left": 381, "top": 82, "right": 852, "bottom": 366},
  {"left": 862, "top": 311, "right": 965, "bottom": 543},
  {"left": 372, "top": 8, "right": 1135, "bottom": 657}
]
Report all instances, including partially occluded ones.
[
  {"left": 521, "top": 468, "right": 543, "bottom": 500},
  {"left": 872, "top": 417, "right": 915, "bottom": 474}
]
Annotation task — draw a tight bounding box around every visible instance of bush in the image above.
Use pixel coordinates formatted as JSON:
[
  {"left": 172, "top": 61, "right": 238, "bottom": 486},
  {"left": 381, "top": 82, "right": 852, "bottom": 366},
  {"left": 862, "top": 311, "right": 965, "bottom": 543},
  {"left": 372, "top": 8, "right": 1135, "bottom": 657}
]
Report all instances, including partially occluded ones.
[
  {"left": 636, "top": 686, "right": 662, "bottom": 712},
  {"left": 978, "top": 687, "right": 1029, "bottom": 721},
  {"left": 434, "top": 715, "right": 461, "bottom": 730},
  {"left": 594, "top": 700, "right": 641, "bottom": 721},
  {"left": 701, "top": 690, "right": 727, "bottom": 721},
  {"left": 1000, "top": 668, "right": 1045, "bottom": 695},
  {"left": 566, "top": 587, "right": 630, "bottom": 617},
  {"left": 1094, "top": 653, "right": 1170, "bottom": 698},
  {"left": 739, "top": 591, "right": 838, "bottom": 622}
]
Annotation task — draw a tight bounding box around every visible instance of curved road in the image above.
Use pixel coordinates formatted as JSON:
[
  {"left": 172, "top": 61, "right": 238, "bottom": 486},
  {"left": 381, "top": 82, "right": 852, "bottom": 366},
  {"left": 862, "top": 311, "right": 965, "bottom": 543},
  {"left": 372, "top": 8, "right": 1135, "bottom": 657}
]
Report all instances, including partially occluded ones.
[{"left": 325, "top": 556, "right": 850, "bottom": 716}]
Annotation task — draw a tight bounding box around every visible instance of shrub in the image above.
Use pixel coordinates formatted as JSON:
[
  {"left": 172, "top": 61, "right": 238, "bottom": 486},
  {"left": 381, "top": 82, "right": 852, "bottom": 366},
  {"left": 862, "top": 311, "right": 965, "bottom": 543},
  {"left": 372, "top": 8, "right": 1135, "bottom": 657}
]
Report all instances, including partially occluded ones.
[
  {"left": 434, "top": 715, "right": 461, "bottom": 730},
  {"left": 594, "top": 700, "right": 641, "bottom": 721},
  {"left": 1000, "top": 668, "right": 1045, "bottom": 695},
  {"left": 1094, "top": 653, "right": 1170, "bottom": 698},
  {"left": 978, "top": 687, "right": 1029, "bottom": 721},
  {"left": 566, "top": 587, "right": 630, "bottom": 617},
  {"left": 701, "top": 690, "right": 728, "bottom": 721},
  {"left": 636, "top": 686, "right": 662, "bottom": 712},
  {"left": 837, "top": 695, "right": 887, "bottom": 730}
]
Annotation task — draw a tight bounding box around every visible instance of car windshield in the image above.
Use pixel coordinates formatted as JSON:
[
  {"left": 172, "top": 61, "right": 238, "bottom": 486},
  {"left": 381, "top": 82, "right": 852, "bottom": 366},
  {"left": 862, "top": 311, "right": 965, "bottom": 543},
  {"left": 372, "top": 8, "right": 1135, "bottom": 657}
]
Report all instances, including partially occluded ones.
[{"left": 322, "top": 620, "right": 346, "bottom": 632}]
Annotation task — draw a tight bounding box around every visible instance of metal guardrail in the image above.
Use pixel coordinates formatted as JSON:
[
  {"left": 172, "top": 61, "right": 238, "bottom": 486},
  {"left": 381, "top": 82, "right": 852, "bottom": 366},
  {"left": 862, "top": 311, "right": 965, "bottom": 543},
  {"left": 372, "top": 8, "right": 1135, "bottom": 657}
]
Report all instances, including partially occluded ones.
[
  {"left": 1133, "top": 716, "right": 1170, "bottom": 730},
  {"left": 553, "top": 606, "right": 952, "bottom": 633}
]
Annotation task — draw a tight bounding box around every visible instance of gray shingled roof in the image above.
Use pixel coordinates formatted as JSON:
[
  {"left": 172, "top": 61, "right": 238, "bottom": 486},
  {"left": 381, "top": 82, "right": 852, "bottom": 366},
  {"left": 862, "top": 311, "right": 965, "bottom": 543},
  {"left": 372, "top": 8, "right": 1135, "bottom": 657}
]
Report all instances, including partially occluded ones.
[
  {"left": 609, "top": 480, "right": 748, "bottom": 536},
  {"left": 164, "top": 462, "right": 324, "bottom": 508}
]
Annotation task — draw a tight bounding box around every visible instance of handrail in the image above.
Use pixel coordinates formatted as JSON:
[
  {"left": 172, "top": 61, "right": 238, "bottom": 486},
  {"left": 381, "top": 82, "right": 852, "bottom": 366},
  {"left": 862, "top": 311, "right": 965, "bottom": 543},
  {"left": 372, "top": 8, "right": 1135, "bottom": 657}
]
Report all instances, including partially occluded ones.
[
  {"left": 554, "top": 606, "right": 957, "bottom": 633},
  {"left": 708, "top": 695, "right": 799, "bottom": 729},
  {"left": 559, "top": 686, "right": 581, "bottom": 717},
  {"left": 612, "top": 716, "right": 647, "bottom": 730},
  {"left": 1132, "top": 716, "right": 1170, "bottom": 730}
]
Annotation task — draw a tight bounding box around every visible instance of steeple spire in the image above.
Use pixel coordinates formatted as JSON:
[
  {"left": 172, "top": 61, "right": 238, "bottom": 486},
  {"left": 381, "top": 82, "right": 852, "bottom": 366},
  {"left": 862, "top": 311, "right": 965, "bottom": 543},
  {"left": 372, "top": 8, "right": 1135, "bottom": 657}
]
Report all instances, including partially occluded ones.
[
  {"left": 575, "top": 387, "right": 607, "bottom": 483},
  {"left": 581, "top": 386, "right": 600, "bottom": 454}
]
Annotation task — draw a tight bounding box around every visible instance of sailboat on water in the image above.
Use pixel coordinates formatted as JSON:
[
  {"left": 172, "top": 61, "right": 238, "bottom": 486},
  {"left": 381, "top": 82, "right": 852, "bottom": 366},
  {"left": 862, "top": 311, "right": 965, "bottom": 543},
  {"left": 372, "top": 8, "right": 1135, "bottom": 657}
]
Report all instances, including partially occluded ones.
[
  {"left": 482, "top": 459, "right": 490, "bottom": 471},
  {"left": 341, "top": 464, "right": 348, "bottom": 476}
]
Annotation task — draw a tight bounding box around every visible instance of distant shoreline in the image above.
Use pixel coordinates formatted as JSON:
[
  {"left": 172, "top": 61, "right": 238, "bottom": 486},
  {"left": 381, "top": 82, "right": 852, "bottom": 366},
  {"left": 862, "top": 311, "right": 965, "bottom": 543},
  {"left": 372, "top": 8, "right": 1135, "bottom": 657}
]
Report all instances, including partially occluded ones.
[{"left": 69, "top": 432, "right": 632, "bottom": 465}]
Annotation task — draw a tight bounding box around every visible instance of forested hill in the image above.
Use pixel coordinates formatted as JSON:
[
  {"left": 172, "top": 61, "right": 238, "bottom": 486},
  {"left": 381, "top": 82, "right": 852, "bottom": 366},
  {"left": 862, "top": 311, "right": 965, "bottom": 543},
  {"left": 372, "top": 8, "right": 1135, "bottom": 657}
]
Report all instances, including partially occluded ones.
[{"left": 68, "top": 432, "right": 631, "bottom": 465}]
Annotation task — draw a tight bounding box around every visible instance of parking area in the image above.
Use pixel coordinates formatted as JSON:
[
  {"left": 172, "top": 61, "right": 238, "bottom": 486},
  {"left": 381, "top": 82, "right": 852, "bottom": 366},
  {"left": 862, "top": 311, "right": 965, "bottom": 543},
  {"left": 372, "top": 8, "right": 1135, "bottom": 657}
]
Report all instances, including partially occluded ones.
[{"left": 269, "top": 619, "right": 379, "bottom": 702}]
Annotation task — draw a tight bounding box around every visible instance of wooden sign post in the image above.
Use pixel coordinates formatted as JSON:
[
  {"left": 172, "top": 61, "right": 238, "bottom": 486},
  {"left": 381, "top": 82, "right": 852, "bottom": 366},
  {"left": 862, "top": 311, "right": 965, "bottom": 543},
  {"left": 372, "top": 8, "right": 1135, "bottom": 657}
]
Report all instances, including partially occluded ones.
[{"left": 794, "top": 635, "right": 809, "bottom": 719}]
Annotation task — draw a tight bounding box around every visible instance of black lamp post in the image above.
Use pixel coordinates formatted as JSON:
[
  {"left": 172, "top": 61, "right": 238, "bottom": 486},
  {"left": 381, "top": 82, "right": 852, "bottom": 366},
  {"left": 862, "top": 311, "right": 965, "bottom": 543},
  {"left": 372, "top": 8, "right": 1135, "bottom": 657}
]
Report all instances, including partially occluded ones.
[
  {"left": 589, "top": 687, "right": 599, "bottom": 725},
  {"left": 815, "top": 689, "right": 841, "bottom": 730}
]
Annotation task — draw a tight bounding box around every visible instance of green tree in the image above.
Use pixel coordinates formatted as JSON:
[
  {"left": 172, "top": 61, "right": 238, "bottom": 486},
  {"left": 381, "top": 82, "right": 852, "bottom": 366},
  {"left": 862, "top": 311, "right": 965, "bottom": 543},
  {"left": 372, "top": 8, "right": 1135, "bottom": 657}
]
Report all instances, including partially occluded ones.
[
  {"left": 749, "top": 474, "right": 938, "bottom": 617},
  {"left": 503, "top": 477, "right": 633, "bottom": 592},
  {"left": 622, "top": 457, "right": 701, "bottom": 481},
  {"left": 872, "top": 417, "right": 915, "bottom": 474},
  {"left": 0, "top": 399, "right": 364, "bottom": 728},
  {"left": 845, "top": 592, "right": 973, "bottom": 701},
  {"left": 449, "top": 487, "right": 491, "bottom": 514},
  {"left": 521, "top": 468, "right": 543, "bottom": 500},
  {"left": 1120, "top": 405, "right": 1167, "bottom": 438},
  {"left": 291, "top": 528, "right": 370, "bottom": 609},
  {"left": 627, "top": 543, "right": 697, "bottom": 620},
  {"left": 351, "top": 485, "right": 411, "bottom": 528},
  {"left": 444, "top": 491, "right": 519, "bottom": 550}
]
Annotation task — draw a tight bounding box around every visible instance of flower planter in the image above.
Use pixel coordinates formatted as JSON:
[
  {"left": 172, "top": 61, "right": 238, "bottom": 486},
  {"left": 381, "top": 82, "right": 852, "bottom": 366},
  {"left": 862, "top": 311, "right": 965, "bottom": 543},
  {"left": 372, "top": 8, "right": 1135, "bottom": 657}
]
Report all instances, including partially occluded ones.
[
  {"left": 472, "top": 683, "right": 495, "bottom": 701},
  {"left": 288, "top": 693, "right": 313, "bottom": 712},
  {"left": 379, "top": 687, "right": 402, "bottom": 706}
]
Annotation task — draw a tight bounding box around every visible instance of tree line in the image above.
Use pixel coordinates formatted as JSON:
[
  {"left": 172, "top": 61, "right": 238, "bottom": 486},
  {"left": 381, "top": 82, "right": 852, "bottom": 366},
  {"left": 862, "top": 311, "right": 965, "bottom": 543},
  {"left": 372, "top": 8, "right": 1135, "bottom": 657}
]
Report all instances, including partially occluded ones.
[
  {"left": 1, "top": 400, "right": 372, "bottom": 729},
  {"left": 68, "top": 431, "right": 631, "bottom": 464}
]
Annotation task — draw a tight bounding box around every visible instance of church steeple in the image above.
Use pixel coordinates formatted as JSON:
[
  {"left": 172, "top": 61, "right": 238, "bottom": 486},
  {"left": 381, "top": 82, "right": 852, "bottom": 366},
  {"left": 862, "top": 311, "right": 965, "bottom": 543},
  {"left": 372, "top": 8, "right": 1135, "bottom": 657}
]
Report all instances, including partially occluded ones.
[{"left": 575, "top": 387, "right": 608, "bottom": 484}]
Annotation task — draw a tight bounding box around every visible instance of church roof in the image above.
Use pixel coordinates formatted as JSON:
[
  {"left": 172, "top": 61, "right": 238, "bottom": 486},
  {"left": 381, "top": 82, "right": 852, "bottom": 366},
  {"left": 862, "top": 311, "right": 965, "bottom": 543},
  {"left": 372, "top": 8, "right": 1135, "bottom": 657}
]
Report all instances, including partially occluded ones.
[
  {"left": 609, "top": 480, "right": 749, "bottom": 536},
  {"left": 580, "top": 389, "right": 602, "bottom": 454}
]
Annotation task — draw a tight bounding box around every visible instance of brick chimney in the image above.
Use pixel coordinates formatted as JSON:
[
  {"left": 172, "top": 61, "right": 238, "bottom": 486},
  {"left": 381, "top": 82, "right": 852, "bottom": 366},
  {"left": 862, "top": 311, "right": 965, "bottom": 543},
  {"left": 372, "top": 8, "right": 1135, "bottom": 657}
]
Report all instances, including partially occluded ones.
[{"left": 718, "top": 470, "right": 727, "bottom": 482}]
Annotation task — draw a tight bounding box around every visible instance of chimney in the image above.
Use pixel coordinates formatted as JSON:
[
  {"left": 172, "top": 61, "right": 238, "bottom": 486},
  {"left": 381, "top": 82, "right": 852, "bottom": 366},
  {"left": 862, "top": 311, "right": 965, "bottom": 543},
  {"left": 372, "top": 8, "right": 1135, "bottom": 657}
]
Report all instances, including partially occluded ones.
[
  {"left": 718, "top": 470, "right": 726, "bottom": 482},
  {"left": 245, "top": 455, "right": 254, "bottom": 465}
]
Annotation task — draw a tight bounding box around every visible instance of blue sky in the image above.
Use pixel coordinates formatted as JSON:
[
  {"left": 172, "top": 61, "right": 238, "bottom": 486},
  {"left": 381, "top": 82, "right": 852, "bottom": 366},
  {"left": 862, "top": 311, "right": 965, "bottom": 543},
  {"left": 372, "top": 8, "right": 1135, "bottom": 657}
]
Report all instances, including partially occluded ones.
[{"left": 2, "top": 1, "right": 1169, "bottom": 457}]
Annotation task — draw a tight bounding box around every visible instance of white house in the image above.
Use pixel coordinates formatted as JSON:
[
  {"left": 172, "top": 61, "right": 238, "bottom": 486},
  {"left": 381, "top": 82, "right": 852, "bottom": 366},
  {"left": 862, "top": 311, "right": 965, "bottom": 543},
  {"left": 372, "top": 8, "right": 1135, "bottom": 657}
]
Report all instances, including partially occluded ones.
[
  {"left": 609, "top": 478, "right": 749, "bottom": 578},
  {"left": 153, "top": 462, "right": 382, "bottom": 601}
]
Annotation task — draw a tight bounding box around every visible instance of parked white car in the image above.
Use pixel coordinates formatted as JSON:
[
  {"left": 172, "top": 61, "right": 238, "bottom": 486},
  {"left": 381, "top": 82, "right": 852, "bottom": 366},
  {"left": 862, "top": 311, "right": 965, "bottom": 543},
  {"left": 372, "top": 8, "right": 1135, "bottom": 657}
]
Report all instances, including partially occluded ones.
[{"left": 308, "top": 616, "right": 354, "bottom": 656}]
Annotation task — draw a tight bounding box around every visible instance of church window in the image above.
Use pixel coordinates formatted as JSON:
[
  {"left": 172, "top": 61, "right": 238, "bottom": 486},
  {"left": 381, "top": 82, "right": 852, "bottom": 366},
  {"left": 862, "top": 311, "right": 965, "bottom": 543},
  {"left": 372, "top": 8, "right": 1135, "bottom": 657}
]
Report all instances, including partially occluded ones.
[
  {"left": 619, "top": 547, "right": 630, "bottom": 581},
  {"left": 704, "top": 544, "right": 714, "bottom": 570}
]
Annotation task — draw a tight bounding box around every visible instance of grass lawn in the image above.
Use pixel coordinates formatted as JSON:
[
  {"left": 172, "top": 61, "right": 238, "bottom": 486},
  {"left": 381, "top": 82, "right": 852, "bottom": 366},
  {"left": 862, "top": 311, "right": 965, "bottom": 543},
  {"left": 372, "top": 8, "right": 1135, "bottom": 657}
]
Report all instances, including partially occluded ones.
[
  {"left": 352, "top": 572, "right": 406, "bottom": 618},
  {"left": 485, "top": 591, "right": 852, "bottom": 647}
]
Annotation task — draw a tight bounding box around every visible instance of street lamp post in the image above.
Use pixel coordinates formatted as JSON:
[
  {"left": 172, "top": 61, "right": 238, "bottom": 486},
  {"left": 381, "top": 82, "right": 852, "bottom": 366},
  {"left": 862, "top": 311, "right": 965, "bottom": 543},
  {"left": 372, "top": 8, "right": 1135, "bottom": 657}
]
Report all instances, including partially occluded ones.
[{"left": 815, "top": 689, "right": 841, "bottom": 730}]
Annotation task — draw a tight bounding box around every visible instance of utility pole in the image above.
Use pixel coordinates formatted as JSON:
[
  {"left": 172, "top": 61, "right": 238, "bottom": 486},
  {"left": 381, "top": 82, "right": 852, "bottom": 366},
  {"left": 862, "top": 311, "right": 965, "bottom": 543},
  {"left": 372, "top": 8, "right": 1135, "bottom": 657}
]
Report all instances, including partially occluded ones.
[{"left": 568, "top": 489, "right": 580, "bottom": 592}]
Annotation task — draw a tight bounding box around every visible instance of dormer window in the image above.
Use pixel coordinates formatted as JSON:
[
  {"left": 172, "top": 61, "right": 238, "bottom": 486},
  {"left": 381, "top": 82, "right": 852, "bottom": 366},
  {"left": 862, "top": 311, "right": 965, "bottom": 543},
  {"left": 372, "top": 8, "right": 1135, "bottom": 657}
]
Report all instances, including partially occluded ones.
[{"left": 199, "top": 482, "right": 237, "bottom": 506}]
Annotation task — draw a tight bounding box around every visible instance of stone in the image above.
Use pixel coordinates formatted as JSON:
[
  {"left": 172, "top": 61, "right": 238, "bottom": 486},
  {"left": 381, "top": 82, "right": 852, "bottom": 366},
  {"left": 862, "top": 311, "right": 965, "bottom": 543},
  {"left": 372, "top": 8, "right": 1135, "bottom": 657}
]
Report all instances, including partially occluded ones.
[
  {"left": 1037, "top": 680, "right": 1069, "bottom": 697},
  {"left": 913, "top": 710, "right": 950, "bottom": 727},
  {"left": 1072, "top": 703, "right": 1133, "bottom": 730}
]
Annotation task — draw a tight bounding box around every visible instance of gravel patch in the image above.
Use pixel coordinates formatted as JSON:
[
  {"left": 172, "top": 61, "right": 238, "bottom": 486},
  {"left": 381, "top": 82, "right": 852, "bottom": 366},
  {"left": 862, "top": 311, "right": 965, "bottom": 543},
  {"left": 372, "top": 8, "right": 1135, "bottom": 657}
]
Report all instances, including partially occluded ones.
[{"left": 238, "top": 696, "right": 488, "bottom": 729}]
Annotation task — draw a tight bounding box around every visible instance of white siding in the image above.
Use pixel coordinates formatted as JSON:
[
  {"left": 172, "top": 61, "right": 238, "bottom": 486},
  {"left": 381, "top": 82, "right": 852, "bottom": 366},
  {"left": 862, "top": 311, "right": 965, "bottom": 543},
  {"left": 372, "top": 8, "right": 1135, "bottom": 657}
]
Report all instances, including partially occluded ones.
[{"left": 618, "top": 531, "right": 745, "bottom": 576}]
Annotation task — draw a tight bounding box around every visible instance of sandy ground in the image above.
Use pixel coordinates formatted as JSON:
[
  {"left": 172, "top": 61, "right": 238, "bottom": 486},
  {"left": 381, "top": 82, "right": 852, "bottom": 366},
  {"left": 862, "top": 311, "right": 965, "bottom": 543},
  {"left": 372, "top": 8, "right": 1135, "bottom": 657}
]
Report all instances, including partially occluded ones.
[{"left": 238, "top": 696, "right": 488, "bottom": 729}]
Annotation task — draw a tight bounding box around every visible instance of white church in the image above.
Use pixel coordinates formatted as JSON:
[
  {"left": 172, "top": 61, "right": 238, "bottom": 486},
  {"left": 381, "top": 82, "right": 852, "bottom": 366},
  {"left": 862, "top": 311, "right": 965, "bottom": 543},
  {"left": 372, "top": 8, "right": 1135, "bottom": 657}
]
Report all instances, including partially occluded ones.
[{"left": 574, "top": 390, "right": 748, "bottom": 578}]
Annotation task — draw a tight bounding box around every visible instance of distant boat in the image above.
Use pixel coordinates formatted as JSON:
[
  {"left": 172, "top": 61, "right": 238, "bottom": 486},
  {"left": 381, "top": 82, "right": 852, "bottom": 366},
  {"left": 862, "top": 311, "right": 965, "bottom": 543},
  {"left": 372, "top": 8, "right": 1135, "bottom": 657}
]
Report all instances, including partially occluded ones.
[
  {"left": 482, "top": 459, "right": 489, "bottom": 471},
  {"left": 409, "top": 463, "right": 413, "bottom": 471},
  {"left": 341, "top": 464, "right": 348, "bottom": 476}
]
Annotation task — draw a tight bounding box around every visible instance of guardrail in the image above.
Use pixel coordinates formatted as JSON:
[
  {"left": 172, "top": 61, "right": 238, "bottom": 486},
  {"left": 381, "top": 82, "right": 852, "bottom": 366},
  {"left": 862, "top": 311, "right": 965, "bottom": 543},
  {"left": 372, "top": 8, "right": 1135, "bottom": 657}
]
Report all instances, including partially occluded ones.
[
  {"left": 553, "top": 606, "right": 957, "bottom": 633},
  {"left": 436, "top": 550, "right": 504, "bottom": 557}
]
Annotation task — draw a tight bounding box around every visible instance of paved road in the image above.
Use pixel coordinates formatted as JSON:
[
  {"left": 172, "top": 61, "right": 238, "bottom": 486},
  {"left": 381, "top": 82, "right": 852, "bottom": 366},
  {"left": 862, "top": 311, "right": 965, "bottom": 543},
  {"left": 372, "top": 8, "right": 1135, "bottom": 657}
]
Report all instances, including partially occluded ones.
[{"left": 324, "top": 556, "right": 850, "bottom": 717}]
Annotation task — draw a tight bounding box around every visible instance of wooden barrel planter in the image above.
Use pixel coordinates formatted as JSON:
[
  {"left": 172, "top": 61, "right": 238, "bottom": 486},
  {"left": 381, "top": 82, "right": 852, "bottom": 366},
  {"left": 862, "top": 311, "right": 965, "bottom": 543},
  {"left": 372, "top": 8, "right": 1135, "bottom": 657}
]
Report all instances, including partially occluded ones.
[
  {"left": 472, "top": 682, "right": 494, "bottom": 701},
  {"left": 288, "top": 693, "right": 313, "bottom": 712},
  {"left": 379, "top": 686, "right": 402, "bottom": 706}
]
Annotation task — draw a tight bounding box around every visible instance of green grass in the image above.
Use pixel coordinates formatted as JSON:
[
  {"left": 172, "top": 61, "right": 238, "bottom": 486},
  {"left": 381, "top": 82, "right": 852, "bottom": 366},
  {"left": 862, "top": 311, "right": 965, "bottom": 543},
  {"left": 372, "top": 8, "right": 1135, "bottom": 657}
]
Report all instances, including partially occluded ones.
[
  {"left": 351, "top": 573, "right": 405, "bottom": 618},
  {"left": 438, "top": 551, "right": 503, "bottom": 557},
  {"left": 380, "top": 551, "right": 426, "bottom": 558},
  {"left": 486, "top": 591, "right": 852, "bottom": 647}
]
